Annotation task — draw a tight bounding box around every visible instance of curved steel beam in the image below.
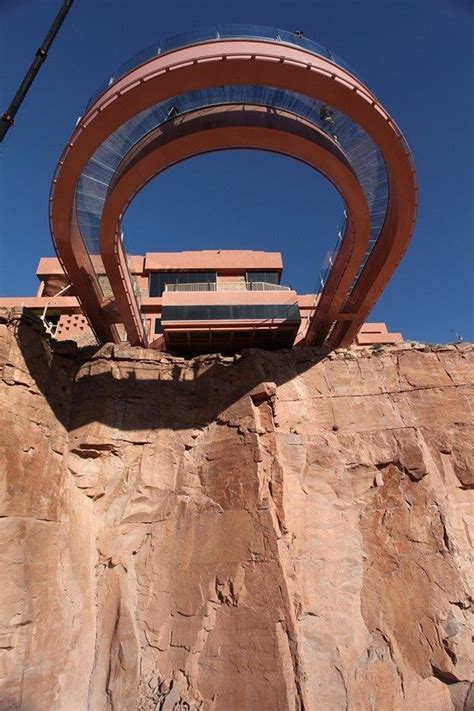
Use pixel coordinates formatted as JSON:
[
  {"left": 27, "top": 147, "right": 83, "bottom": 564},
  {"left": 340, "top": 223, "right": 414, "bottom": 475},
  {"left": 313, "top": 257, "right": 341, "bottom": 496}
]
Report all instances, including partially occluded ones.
[
  {"left": 99, "top": 104, "right": 370, "bottom": 345},
  {"left": 50, "top": 39, "right": 417, "bottom": 348}
]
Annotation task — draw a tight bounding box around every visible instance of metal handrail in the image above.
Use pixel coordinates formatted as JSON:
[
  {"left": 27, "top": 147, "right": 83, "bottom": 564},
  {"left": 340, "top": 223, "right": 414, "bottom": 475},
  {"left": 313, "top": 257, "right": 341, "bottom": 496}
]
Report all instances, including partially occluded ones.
[
  {"left": 85, "top": 25, "right": 355, "bottom": 109},
  {"left": 164, "top": 281, "right": 291, "bottom": 292}
]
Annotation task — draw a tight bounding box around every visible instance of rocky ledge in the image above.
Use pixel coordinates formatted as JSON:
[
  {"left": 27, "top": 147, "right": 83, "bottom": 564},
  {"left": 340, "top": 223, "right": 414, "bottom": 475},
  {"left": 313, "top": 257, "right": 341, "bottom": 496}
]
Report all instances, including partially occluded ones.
[{"left": 0, "top": 308, "right": 472, "bottom": 710}]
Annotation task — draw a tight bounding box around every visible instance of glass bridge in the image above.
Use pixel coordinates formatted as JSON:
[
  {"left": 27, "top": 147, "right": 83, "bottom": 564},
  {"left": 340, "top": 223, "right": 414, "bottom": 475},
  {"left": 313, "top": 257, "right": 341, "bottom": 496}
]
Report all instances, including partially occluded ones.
[
  {"left": 50, "top": 23, "right": 417, "bottom": 350},
  {"left": 74, "top": 25, "right": 389, "bottom": 301}
]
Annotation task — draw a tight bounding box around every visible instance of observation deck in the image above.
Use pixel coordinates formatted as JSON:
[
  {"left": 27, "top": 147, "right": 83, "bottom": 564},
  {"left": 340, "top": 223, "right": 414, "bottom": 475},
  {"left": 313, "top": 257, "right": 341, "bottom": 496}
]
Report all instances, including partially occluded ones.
[{"left": 49, "top": 25, "right": 418, "bottom": 353}]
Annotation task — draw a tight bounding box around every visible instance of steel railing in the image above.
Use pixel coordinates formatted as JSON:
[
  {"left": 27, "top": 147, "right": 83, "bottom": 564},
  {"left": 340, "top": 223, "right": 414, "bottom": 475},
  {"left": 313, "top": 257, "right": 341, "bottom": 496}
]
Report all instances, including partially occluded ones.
[{"left": 164, "top": 281, "right": 291, "bottom": 293}]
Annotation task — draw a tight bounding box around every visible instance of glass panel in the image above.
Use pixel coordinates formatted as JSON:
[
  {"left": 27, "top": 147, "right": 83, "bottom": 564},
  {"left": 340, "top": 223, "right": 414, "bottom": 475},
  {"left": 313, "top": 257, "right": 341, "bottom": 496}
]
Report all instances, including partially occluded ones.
[
  {"left": 77, "top": 83, "right": 388, "bottom": 304},
  {"left": 150, "top": 271, "right": 217, "bottom": 296},
  {"left": 246, "top": 271, "right": 280, "bottom": 285},
  {"left": 85, "top": 26, "right": 360, "bottom": 109},
  {"left": 162, "top": 303, "right": 300, "bottom": 322},
  {"left": 149, "top": 271, "right": 217, "bottom": 296}
]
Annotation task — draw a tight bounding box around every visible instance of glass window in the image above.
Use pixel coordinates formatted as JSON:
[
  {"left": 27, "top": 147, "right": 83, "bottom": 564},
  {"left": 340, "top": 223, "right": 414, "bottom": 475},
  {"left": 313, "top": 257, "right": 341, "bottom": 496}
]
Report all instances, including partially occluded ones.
[
  {"left": 246, "top": 271, "right": 280, "bottom": 285},
  {"left": 149, "top": 271, "right": 217, "bottom": 296},
  {"left": 162, "top": 303, "right": 300, "bottom": 322}
]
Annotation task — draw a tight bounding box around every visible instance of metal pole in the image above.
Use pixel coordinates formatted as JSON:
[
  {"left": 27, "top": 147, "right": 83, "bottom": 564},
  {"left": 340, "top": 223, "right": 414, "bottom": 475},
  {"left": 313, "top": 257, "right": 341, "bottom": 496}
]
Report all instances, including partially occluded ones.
[
  {"left": 41, "top": 282, "right": 72, "bottom": 334},
  {"left": 0, "top": 0, "right": 74, "bottom": 142}
]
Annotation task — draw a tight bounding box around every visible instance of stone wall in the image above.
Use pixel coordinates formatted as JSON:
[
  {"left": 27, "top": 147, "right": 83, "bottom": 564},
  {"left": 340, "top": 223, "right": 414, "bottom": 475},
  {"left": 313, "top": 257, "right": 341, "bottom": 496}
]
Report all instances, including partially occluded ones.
[{"left": 0, "top": 309, "right": 472, "bottom": 710}]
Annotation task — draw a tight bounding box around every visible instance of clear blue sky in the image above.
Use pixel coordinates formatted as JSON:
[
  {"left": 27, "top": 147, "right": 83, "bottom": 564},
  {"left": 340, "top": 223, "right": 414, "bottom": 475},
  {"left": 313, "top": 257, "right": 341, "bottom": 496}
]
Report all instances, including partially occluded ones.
[{"left": 0, "top": 0, "right": 472, "bottom": 343}]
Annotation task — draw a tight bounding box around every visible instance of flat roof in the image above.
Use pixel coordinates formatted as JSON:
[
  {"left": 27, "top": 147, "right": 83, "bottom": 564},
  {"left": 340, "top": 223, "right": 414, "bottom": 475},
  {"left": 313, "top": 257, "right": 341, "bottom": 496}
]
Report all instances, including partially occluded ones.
[
  {"left": 36, "top": 251, "right": 283, "bottom": 278},
  {"left": 144, "top": 250, "right": 283, "bottom": 273}
]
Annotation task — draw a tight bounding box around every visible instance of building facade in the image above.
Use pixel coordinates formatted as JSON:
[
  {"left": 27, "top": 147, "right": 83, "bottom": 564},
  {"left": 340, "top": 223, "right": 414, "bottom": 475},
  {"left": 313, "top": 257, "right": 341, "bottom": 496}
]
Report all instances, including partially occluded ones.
[{"left": 0, "top": 250, "right": 403, "bottom": 354}]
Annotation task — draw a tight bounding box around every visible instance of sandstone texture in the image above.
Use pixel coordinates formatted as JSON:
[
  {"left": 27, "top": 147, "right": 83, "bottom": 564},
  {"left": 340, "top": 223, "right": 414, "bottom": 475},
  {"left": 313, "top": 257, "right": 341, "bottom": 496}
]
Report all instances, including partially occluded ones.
[{"left": 0, "top": 309, "right": 473, "bottom": 711}]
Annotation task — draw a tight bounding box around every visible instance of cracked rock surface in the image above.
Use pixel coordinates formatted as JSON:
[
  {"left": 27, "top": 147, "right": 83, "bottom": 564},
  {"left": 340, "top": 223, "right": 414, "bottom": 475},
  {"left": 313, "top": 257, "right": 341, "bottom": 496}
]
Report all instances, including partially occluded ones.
[{"left": 0, "top": 309, "right": 473, "bottom": 710}]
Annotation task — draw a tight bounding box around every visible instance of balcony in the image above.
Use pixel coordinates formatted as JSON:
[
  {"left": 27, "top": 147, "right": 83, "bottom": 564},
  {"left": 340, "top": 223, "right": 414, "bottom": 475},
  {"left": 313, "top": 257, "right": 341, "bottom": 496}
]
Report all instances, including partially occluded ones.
[{"left": 160, "top": 285, "right": 300, "bottom": 354}]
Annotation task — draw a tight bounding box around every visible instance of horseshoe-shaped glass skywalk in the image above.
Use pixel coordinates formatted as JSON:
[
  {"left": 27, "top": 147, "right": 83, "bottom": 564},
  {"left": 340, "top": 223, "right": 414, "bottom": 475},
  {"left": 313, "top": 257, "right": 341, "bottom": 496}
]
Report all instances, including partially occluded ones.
[
  {"left": 50, "top": 24, "right": 417, "bottom": 349},
  {"left": 74, "top": 26, "right": 389, "bottom": 298}
]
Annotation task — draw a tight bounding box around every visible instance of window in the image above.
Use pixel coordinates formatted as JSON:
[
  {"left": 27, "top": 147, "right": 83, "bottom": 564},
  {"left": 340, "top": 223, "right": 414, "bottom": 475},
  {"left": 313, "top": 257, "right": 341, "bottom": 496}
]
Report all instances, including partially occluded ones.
[
  {"left": 154, "top": 319, "right": 162, "bottom": 334},
  {"left": 245, "top": 271, "right": 280, "bottom": 285},
  {"left": 162, "top": 303, "right": 300, "bottom": 322},
  {"left": 149, "top": 271, "right": 217, "bottom": 296}
]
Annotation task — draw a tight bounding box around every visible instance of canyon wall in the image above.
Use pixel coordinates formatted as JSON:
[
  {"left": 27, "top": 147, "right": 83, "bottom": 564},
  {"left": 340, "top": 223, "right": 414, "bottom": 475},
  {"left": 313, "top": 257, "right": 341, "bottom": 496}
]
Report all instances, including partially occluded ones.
[{"left": 0, "top": 309, "right": 472, "bottom": 711}]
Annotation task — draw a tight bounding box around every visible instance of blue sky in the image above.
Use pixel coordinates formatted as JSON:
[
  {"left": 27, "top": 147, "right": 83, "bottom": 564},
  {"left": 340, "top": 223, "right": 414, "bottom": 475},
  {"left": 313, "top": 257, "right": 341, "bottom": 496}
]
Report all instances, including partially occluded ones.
[{"left": 0, "top": 0, "right": 472, "bottom": 343}]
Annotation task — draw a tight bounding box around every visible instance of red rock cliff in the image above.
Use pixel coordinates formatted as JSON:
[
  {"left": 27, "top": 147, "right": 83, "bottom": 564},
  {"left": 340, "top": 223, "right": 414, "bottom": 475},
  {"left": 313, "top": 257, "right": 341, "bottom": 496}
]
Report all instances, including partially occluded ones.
[{"left": 0, "top": 310, "right": 472, "bottom": 710}]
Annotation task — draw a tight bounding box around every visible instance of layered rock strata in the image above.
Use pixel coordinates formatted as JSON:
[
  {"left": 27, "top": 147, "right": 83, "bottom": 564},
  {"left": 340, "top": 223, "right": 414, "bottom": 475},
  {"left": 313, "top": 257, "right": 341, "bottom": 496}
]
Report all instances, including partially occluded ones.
[{"left": 0, "top": 309, "right": 472, "bottom": 710}]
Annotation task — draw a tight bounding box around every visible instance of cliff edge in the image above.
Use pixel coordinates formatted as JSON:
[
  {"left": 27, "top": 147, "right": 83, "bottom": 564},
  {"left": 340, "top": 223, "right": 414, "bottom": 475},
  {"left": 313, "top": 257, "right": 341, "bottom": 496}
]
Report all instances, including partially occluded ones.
[{"left": 0, "top": 309, "right": 472, "bottom": 710}]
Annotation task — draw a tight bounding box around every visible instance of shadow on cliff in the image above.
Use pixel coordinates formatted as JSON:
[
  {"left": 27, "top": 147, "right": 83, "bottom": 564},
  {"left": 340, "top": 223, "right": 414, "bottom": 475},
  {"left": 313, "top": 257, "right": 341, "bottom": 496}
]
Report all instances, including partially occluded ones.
[{"left": 14, "top": 310, "right": 330, "bottom": 432}]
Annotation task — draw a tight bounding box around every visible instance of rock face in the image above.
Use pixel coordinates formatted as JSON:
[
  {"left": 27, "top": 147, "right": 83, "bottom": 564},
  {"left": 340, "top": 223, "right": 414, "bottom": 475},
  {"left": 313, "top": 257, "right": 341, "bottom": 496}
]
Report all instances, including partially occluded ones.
[{"left": 0, "top": 309, "right": 472, "bottom": 711}]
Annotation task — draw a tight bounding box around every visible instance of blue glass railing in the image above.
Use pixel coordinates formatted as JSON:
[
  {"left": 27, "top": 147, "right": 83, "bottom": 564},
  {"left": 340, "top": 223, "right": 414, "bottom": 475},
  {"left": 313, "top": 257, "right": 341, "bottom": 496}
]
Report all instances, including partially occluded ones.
[
  {"left": 86, "top": 24, "right": 355, "bottom": 109},
  {"left": 76, "top": 87, "right": 388, "bottom": 285},
  {"left": 319, "top": 210, "right": 347, "bottom": 291}
]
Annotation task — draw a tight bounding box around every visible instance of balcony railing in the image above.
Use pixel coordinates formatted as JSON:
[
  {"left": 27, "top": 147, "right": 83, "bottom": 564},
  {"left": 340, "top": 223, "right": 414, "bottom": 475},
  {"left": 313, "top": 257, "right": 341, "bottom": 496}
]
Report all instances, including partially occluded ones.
[
  {"left": 164, "top": 281, "right": 291, "bottom": 293},
  {"left": 85, "top": 26, "right": 355, "bottom": 109}
]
